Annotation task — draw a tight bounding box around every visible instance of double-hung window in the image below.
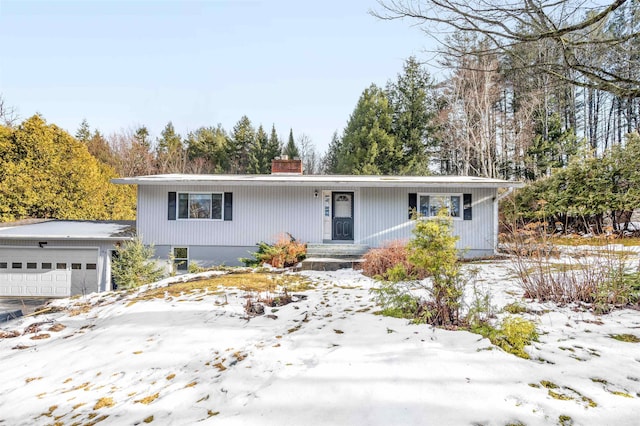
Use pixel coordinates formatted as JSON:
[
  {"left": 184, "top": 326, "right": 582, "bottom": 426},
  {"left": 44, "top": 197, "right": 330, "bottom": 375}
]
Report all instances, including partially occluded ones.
[
  {"left": 418, "top": 194, "right": 462, "bottom": 219},
  {"left": 178, "top": 193, "right": 223, "bottom": 220}
]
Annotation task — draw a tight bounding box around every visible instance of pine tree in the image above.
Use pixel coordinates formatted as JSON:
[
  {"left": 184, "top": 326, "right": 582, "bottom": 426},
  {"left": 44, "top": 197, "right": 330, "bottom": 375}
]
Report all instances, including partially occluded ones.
[
  {"left": 76, "top": 118, "right": 91, "bottom": 143},
  {"left": 386, "top": 56, "right": 437, "bottom": 175},
  {"left": 134, "top": 126, "right": 151, "bottom": 149},
  {"left": 111, "top": 237, "right": 165, "bottom": 289},
  {"left": 321, "top": 131, "right": 343, "bottom": 174},
  {"left": 185, "top": 125, "right": 229, "bottom": 173},
  {"left": 264, "top": 125, "right": 282, "bottom": 170},
  {"left": 338, "top": 84, "right": 397, "bottom": 175},
  {"left": 156, "top": 122, "right": 185, "bottom": 173},
  {"left": 227, "top": 115, "right": 255, "bottom": 173},
  {"left": 247, "top": 125, "right": 270, "bottom": 174},
  {"left": 282, "top": 128, "right": 300, "bottom": 158},
  {"left": 87, "top": 130, "right": 117, "bottom": 168}
]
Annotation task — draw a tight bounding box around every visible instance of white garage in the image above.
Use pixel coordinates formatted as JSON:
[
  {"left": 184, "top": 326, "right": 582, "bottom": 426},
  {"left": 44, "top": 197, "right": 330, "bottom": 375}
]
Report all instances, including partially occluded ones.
[
  {"left": 0, "top": 248, "right": 98, "bottom": 297},
  {"left": 0, "top": 220, "right": 135, "bottom": 297}
]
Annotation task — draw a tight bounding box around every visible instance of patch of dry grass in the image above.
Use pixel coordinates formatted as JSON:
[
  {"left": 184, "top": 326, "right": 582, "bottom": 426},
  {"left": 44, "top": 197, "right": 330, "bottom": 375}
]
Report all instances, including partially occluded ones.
[
  {"left": 93, "top": 397, "right": 114, "bottom": 410},
  {"left": 30, "top": 333, "right": 51, "bottom": 340},
  {"left": 134, "top": 393, "right": 159, "bottom": 405},
  {"left": 130, "top": 272, "right": 313, "bottom": 304},
  {"left": 551, "top": 236, "right": 640, "bottom": 247},
  {"left": 48, "top": 323, "right": 67, "bottom": 332},
  {"left": 68, "top": 302, "right": 93, "bottom": 316}
]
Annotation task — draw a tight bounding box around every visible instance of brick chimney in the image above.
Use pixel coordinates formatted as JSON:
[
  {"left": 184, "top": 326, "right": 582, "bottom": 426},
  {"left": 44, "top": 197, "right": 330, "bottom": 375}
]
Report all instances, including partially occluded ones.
[{"left": 271, "top": 156, "right": 303, "bottom": 175}]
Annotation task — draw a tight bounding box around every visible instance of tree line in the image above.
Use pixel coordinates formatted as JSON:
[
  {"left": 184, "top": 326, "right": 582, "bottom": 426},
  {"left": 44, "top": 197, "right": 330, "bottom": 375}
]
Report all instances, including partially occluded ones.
[{"left": 75, "top": 117, "right": 318, "bottom": 177}]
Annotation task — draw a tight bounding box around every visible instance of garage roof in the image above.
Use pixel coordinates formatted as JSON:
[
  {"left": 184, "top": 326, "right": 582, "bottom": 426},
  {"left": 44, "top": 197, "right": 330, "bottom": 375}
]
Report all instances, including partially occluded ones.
[
  {"left": 0, "top": 220, "right": 136, "bottom": 241},
  {"left": 112, "top": 174, "right": 524, "bottom": 189}
]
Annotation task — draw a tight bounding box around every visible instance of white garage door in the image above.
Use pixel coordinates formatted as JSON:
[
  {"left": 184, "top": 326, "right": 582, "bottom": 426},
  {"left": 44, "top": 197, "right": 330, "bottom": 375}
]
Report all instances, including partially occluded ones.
[{"left": 0, "top": 248, "right": 99, "bottom": 297}]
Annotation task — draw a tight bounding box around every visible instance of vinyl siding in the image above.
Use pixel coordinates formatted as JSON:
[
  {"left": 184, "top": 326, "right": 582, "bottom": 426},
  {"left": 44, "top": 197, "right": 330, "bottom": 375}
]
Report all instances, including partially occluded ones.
[
  {"left": 359, "top": 187, "right": 497, "bottom": 252},
  {"left": 139, "top": 184, "right": 497, "bottom": 254},
  {"left": 138, "top": 185, "right": 325, "bottom": 247}
]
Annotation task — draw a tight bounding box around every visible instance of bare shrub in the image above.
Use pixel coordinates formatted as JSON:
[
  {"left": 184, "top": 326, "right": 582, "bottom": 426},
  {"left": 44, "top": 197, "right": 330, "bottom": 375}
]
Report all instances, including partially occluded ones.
[
  {"left": 361, "top": 240, "right": 427, "bottom": 280},
  {"left": 507, "top": 224, "right": 639, "bottom": 312},
  {"left": 241, "top": 233, "right": 307, "bottom": 268}
]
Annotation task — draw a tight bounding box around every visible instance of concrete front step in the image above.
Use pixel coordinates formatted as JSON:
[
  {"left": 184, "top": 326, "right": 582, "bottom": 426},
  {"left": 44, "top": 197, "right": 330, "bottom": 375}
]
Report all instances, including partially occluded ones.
[
  {"left": 300, "top": 257, "right": 364, "bottom": 271},
  {"left": 306, "top": 243, "right": 369, "bottom": 259}
]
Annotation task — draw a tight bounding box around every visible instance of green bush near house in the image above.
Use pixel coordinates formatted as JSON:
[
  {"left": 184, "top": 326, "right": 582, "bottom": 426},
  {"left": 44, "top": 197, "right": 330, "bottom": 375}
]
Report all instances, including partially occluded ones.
[
  {"left": 111, "top": 237, "right": 165, "bottom": 290},
  {"left": 370, "top": 211, "right": 466, "bottom": 327}
]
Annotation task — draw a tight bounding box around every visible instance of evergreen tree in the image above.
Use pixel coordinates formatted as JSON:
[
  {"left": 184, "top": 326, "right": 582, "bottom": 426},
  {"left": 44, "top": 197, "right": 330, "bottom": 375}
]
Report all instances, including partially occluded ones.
[
  {"left": 265, "top": 125, "right": 282, "bottom": 169},
  {"left": 321, "top": 131, "right": 342, "bottom": 174},
  {"left": 134, "top": 126, "right": 151, "bottom": 149},
  {"left": 156, "top": 122, "right": 185, "bottom": 173},
  {"left": 386, "top": 56, "right": 437, "bottom": 175},
  {"left": 282, "top": 128, "right": 300, "bottom": 158},
  {"left": 0, "top": 115, "right": 135, "bottom": 221},
  {"left": 227, "top": 115, "right": 255, "bottom": 173},
  {"left": 76, "top": 118, "right": 91, "bottom": 143},
  {"left": 111, "top": 237, "right": 165, "bottom": 290},
  {"left": 525, "top": 112, "right": 578, "bottom": 180},
  {"left": 185, "top": 125, "right": 228, "bottom": 173},
  {"left": 87, "top": 130, "right": 117, "bottom": 169},
  {"left": 338, "top": 84, "right": 397, "bottom": 175},
  {"left": 246, "top": 124, "right": 270, "bottom": 174}
]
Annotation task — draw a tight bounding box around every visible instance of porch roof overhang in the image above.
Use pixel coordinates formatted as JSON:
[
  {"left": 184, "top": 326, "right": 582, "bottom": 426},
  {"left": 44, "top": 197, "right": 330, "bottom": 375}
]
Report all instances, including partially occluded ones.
[{"left": 112, "top": 174, "right": 524, "bottom": 189}]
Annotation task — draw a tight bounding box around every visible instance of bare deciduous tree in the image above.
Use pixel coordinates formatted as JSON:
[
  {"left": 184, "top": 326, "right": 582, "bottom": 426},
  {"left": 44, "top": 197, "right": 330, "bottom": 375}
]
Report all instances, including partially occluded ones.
[
  {"left": 297, "top": 133, "right": 319, "bottom": 174},
  {"left": 0, "top": 95, "right": 19, "bottom": 127},
  {"left": 373, "top": 0, "right": 640, "bottom": 98},
  {"left": 109, "top": 128, "right": 158, "bottom": 177}
]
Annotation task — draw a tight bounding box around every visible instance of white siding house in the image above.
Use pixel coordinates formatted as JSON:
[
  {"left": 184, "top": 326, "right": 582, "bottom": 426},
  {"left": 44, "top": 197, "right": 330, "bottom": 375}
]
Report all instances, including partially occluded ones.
[{"left": 114, "top": 167, "right": 521, "bottom": 269}]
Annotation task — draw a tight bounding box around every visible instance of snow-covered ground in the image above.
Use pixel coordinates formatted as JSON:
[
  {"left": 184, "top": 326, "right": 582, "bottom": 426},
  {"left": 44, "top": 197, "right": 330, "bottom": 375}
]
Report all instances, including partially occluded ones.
[{"left": 1, "top": 261, "right": 639, "bottom": 426}]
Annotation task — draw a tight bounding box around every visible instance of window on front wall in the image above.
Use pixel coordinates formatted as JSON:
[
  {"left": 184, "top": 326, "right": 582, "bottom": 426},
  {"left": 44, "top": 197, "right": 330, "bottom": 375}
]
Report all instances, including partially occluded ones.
[
  {"left": 173, "top": 247, "right": 188, "bottom": 272},
  {"left": 178, "top": 193, "right": 223, "bottom": 220},
  {"left": 418, "top": 194, "right": 462, "bottom": 218}
]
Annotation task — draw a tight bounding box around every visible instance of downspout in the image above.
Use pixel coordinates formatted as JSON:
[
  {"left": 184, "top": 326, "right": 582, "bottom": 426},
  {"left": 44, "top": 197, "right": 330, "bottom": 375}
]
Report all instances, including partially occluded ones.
[{"left": 493, "top": 187, "right": 515, "bottom": 254}]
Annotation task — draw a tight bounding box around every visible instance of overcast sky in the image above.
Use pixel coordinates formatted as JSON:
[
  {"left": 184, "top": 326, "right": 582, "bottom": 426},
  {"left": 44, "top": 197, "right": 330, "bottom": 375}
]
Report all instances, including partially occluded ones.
[{"left": 0, "top": 0, "right": 435, "bottom": 154}]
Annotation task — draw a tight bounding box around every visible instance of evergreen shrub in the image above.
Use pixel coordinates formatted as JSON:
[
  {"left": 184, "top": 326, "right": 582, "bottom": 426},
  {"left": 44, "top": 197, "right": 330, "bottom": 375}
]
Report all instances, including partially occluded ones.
[{"left": 111, "top": 237, "right": 165, "bottom": 290}]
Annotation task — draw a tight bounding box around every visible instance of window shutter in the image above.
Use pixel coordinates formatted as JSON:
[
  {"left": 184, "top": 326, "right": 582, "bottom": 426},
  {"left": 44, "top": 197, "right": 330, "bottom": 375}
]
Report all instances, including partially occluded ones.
[
  {"left": 168, "top": 192, "right": 176, "bottom": 220},
  {"left": 224, "top": 192, "right": 233, "bottom": 221},
  {"left": 408, "top": 193, "right": 417, "bottom": 219},
  {"left": 463, "top": 193, "right": 472, "bottom": 220}
]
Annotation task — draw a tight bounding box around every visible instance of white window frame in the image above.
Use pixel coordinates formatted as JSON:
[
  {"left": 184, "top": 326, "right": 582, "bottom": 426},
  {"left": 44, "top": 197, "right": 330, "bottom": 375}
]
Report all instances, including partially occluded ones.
[
  {"left": 172, "top": 247, "right": 189, "bottom": 272},
  {"left": 177, "top": 192, "right": 224, "bottom": 221},
  {"left": 418, "top": 193, "right": 463, "bottom": 219}
]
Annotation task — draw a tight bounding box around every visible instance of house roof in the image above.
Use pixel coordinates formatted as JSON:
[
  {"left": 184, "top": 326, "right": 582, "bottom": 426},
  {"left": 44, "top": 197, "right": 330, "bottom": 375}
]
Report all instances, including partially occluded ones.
[
  {"left": 0, "top": 220, "right": 136, "bottom": 241},
  {"left": 112, "top": 174, "right": 524, "bottom": 188}
]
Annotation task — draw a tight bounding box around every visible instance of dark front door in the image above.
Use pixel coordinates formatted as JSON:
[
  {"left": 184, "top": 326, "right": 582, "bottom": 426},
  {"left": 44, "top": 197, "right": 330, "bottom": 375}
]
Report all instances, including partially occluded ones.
[{"left": 332, "top": 192, "right": 354, "bottom": 240}]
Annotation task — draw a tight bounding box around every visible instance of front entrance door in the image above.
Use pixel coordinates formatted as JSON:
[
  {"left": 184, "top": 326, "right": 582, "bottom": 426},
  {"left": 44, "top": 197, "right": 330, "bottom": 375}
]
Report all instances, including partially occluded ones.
[{"left": 332, "top": 192, "right": 354, "bottom": 240}]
